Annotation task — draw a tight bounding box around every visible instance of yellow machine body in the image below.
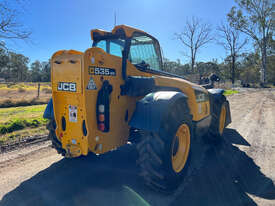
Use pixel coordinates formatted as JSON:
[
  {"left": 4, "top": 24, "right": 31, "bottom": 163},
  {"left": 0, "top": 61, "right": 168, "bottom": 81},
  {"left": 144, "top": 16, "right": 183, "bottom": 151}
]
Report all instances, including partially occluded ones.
[{"left": 51, "top": 25, "right": 210, "bottom": 157}]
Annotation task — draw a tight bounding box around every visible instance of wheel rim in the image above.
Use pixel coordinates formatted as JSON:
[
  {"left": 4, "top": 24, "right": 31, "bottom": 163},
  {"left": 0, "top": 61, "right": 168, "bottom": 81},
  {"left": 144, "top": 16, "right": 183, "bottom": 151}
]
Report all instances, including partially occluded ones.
[
  {"left": 219, "top": 104, "right": 226, "bottom": 135},
  {"left": 171, "top": 124, "right": 191, "bottom": 173}
]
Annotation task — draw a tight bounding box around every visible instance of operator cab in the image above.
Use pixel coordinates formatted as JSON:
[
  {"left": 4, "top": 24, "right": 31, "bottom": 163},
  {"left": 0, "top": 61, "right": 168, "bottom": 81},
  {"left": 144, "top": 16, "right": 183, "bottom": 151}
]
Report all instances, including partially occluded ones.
[{"left": 91, "top": 25, "right": 163, "bottom": 74}]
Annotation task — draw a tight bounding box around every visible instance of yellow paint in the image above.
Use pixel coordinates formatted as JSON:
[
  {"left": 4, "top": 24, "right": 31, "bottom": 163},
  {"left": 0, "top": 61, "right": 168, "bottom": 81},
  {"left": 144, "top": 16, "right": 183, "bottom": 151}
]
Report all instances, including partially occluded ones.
[
  {"left": 154, "top": 76, "right": 210, "bottom": 121},
  {"left": 51, "top": 52, "right": 88, "bottom": 157},
  {"left": 51, "top": 25, "right": 211, "bottom": 157},
  {"left": 83, "top": 47, "right": 139, "bottom": 154},
  {"left": 91, "top": 25, "right": 151, "bottom": 41}
]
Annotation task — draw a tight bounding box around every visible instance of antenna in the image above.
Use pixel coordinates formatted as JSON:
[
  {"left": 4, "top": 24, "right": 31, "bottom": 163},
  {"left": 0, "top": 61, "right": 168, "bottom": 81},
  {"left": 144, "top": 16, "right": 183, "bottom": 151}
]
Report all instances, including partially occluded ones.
[{"left": 114, "top": 11, "right": 117, "bottom": 27}]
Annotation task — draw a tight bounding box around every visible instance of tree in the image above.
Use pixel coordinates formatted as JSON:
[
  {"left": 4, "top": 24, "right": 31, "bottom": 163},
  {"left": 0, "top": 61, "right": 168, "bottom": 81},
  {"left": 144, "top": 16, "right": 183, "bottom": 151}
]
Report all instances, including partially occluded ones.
[
  {"left": 196, "top": 61, "right": 220, "bottom": 77},
  {"left": 8, "top": 52, "right": 29, "bottom": 81},
  {"left": 175, "top": 17, "right": 213, "bottom": 72},
  {"left": 163, "top": 58, "right": 191, "bottom": 76},
  {"left": 0, "top": 0, "right": 31, "bottom": 40},
  {"left": 0, "top": 46, "right": 9, "bottom": 78},
  {"left": 30, "top": 60, "right": 42, "bottom": 82},
  {"left": 227, "top": 0, "right": 274, "bottom": 84},
  {"left": 41, "top": 60, "right": 51, "bottom": 82},
  {"left": 217, "top": 22, "right": 248, "bottom": 84},
  {"left": 239, "top": 52, "right": 261, "bottom": 83}
]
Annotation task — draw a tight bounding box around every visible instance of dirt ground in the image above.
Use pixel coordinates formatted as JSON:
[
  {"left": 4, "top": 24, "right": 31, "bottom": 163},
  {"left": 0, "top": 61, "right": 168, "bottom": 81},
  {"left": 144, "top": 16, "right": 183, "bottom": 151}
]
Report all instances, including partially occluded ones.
[{"left": 0, "top": 89, "right": 274, "bottom": 206}]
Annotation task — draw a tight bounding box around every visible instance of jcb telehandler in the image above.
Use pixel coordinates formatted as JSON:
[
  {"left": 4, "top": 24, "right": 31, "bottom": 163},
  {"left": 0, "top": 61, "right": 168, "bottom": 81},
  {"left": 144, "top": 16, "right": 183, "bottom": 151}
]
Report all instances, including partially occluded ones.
[{"left": 44, "top": 25, "right": 231, "bottom": 192}]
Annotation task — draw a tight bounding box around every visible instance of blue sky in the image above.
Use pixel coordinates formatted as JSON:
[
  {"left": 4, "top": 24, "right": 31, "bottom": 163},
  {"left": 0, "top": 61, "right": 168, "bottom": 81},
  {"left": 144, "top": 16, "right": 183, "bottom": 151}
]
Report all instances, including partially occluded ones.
[{"left": 6, "top": 0, "right": 243, "bottom": 64}]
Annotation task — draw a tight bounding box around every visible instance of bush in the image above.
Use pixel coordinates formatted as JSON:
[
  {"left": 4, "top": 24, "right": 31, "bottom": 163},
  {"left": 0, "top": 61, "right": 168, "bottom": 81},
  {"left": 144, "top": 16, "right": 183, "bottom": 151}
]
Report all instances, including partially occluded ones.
[
  {"left": 7, "top": 120, "right": 25, "bottom": 133},
  {"left": 0, "top": 118, "right": 46, "bottom": 134},
  {"left": 0, "top": 98, "right": 49, "bottom": 108},
  {"left": 42, "top": 88, "right": 52, "bottom": 94},
  {"left": 0, "top": 126, "right": 8, "bottom": 134},
  {"left": 18, "top": 87, "right": 26, "bottom": 93},
  {"left": 25, "top": 119, "right": 40, "bottom": 128}
]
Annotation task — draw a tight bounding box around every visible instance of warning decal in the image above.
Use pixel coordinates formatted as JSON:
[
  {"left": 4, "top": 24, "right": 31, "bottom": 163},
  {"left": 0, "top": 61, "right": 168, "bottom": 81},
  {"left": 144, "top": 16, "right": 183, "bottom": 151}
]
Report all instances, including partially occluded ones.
[
  {"left": 69, "top": 105, "right": 77, "bottom": 122},
  {"left": 86, "top": 77, "right": 97, "bottom": 90}
]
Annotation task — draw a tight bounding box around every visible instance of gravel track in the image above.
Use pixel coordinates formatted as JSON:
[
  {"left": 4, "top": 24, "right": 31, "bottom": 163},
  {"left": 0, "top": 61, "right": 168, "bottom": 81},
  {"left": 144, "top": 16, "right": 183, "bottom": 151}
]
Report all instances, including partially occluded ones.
[{"left": 0, "top": 89, "right": 274, "bottom": 206}]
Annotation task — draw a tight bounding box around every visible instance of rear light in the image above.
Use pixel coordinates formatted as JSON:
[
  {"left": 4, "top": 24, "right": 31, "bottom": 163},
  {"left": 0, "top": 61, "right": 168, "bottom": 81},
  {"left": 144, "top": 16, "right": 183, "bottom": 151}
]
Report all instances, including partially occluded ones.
[
  {"left": 98, "top": 105, "right": 105, "bottom": 113},
  {"left": 99, "top": 114, "right": 105, "bottom": 122},
  {"left": 96, "top": 81, "right": 112, "bottom": 132},
  {"left": 99, "top": 123, "right": 105, "bottom": 131},
  {"left": 98, "top": 104, "right": 105, "bottom": 131}
]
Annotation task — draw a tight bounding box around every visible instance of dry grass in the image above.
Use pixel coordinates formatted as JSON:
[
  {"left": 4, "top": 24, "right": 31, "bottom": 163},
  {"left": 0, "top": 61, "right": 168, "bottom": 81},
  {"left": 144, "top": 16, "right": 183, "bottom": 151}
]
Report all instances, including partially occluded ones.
[
  {"left": 0, "top": 82, "right": 51, "bottom": 108},
  {"left": 0, "top": 82, "right": 51, "bottom": 90}
]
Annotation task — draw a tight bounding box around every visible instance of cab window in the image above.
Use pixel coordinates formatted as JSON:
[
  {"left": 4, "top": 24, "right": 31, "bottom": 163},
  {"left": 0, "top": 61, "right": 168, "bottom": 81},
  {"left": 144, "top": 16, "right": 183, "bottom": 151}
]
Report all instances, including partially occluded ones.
[
  {"left": 129, "top": 35, "right": 161, "bottom": 71},
  {"left": 94, "top": 39, "right": 125, "bottom": 58}
]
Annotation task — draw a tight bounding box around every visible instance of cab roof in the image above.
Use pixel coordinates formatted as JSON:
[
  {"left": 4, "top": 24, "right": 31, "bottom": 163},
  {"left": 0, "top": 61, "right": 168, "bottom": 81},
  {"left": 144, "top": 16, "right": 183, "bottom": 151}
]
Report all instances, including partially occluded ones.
[{"left": 90, "top": 25, "right": 154, "bottom": 41}]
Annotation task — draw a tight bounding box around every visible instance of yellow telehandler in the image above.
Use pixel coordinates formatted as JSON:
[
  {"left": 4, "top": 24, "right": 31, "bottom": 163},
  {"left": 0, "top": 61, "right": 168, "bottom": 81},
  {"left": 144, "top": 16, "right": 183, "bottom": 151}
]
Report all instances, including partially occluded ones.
[{"left": 44, "top": 25, "right": 231, "bottom": 192}]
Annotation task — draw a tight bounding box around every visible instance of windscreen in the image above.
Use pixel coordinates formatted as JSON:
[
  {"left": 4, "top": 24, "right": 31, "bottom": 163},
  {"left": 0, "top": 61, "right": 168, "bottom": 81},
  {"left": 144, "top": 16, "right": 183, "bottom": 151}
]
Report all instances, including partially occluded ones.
[{"left": 129, "top": 35, "right": 161, "bottom": 71}]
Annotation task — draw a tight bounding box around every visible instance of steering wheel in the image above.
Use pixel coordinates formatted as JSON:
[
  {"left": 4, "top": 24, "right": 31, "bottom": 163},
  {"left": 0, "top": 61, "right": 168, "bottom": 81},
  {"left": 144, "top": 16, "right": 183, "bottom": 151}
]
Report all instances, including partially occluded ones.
[{"left": 136, "top": 61, "right": 150, "bottom": 69}]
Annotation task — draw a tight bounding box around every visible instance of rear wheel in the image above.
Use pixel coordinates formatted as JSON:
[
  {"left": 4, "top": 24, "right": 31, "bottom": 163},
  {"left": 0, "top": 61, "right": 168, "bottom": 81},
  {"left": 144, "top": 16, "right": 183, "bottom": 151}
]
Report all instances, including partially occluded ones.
[
  {"left": 46, "top": 120, "right": 66, "bottom": 156},
  {"left": 136, "top": 101, "right": 204, "bottom": 193}
]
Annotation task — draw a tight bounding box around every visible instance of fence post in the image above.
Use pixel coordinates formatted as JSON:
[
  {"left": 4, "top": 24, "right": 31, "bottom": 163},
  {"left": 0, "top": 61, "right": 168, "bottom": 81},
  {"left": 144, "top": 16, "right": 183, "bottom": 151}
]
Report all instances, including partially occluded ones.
[{"left": 37, "top": 83, "right": 40, "bottom": 98}]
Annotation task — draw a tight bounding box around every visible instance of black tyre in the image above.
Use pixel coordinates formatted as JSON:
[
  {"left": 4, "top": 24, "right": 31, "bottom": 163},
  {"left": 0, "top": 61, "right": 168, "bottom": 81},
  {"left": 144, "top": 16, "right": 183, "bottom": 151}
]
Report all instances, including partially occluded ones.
[
  {"left": 136, "top": 100, "right": 204, "bottom": 193},
  {"left": 46, "top": 120, "right": 66, "bottom": 156},
  {"left": 207, "top": 95, "right": 227, "bottom": 142}
]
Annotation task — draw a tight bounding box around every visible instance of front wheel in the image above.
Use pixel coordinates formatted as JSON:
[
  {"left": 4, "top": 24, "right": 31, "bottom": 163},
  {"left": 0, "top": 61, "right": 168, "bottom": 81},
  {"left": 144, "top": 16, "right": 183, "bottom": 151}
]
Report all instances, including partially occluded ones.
[
  {"left": 207, "top": 96, "right": 227, "bottom": 142},
  {"left": 136, "top": 101, "right": 204, "bottom": 193}
]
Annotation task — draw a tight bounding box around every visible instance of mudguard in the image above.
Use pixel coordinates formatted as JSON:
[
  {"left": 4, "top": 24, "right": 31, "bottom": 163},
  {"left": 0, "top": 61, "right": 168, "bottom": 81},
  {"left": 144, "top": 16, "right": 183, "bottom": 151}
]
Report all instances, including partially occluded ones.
[
  {"left": 43, "top": 98, "right": 54, "bottom": 120},
  {"left": 208, "top": 89, "right": 231, "bottom": 127},
  {"left": 129, "top": 91, "right": 188, "bottom": 132}
]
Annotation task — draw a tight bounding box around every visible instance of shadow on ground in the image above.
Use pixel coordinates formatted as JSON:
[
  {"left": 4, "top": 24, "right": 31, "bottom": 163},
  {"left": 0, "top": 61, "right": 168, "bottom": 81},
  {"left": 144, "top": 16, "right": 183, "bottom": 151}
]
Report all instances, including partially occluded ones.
[{"left": 1, "top": 128, "right": 275, "bottom": 206}]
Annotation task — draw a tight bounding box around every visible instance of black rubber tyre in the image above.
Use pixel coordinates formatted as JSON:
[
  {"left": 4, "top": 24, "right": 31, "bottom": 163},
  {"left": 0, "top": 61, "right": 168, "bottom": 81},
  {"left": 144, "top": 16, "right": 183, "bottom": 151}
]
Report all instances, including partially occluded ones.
[
  {"left": 207, "top": 95, "right": 227, "bottom": 142},
  {"left": 136, "top": 100, "right": 204, "bottom": 193},
  {"left": 46, "top": 120, "right": 66, "bottom": 156}
]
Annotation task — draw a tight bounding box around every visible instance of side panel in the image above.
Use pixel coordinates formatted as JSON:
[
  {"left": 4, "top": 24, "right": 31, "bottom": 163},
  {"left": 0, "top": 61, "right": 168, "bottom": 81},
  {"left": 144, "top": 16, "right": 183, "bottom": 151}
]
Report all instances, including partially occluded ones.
[{"left": 153, "top": 76, "right": 210, "bottom": 121}]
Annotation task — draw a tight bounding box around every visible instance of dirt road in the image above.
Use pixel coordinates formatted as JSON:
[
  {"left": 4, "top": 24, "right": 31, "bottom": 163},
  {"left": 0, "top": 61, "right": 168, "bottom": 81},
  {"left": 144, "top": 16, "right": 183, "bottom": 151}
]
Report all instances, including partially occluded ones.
[{"left": 0, "top": 89, "right": 275, "bottom": 206}]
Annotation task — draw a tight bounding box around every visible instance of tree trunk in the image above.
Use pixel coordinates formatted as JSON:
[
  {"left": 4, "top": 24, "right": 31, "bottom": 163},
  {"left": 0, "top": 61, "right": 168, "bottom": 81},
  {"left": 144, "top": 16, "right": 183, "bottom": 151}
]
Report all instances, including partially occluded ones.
[
  {"left": 261, "top": 41, "right": 267, "bottom": 84},
  {"left": 191, "top": 57, "right": 195, "bottom": 73},
  {"left": 232, "top": 55, "right": 235, "bottom": 85}
]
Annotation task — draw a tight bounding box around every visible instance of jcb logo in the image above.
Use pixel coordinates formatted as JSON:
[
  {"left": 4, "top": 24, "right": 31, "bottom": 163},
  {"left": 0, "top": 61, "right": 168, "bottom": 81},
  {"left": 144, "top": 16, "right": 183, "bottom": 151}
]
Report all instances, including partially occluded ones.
[{"left": 57, "top": 82, "right": 76, "bottom": 92}]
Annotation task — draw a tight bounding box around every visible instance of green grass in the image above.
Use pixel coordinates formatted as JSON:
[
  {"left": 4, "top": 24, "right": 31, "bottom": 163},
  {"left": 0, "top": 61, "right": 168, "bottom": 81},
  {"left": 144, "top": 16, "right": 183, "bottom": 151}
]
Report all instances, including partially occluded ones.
[
  {"left": 0, "top": 105, "right": 48, "bottom": 144},
  {"left": 224, "top": 90, "right": 239, "bottom": 96},
  {"left": 0, "top": 105, "right": 47, "bottom": 124}
]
